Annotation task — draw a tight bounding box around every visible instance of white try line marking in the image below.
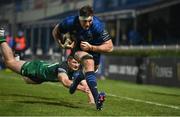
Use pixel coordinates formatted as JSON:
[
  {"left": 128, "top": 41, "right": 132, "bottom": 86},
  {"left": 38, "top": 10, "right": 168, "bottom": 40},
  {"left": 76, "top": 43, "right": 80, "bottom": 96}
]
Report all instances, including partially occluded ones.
[
  {"left": 107, "top": 93, "right": 180, "bottom": 110},
  {"left": 47, "top": 83, "right": 180, "bottom": 110}
]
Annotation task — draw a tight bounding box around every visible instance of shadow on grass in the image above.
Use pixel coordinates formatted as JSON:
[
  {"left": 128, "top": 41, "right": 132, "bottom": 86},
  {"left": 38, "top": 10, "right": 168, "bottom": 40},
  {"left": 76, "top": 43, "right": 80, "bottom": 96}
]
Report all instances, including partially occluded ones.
[
  {"left": 17, "top": 100, "right": 79, "bottom": 108},
  {"left": 1, "top": 93, "right": 80, "bottom": 109}
]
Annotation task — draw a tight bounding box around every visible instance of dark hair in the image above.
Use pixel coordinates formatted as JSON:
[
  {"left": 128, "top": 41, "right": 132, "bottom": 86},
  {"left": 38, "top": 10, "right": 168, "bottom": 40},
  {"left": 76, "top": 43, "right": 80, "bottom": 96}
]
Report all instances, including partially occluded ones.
[
  {"left": 67, "top": 52, "right": 77, "bottom": 60},
  {"left": 67, "top": 55, "right": 74, "bottom": 60},
  {"left": 79, "top": 5, "right": 94, "bottom": 17}
]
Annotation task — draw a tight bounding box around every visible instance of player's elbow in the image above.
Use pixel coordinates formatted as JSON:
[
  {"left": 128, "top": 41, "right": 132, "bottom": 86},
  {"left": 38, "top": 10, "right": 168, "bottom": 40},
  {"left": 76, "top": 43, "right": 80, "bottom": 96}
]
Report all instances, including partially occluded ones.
[
  {"left": 52, "top": 27, "right": 57, "bottom": 39},
  {"left": 61, "top": 79, "right": 71, "bottom": 88},
  {"left": 106, "top": 43, "right": 114, "bottom": 52},
  {"left": 52, "top": 24, "right": 60, "bottom": 39},
  {"left": 104, "top": 39, "right": 113, "bottom": 52},
  {"left": 107, "top": 45, "right": 113, "bottom": 52}
]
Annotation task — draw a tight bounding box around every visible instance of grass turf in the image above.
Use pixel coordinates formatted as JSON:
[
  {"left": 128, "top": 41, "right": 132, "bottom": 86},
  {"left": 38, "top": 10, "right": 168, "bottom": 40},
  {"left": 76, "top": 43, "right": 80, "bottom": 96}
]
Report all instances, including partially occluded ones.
[{"left": 0, "top": 70, "right": 180, "bottom": 116}]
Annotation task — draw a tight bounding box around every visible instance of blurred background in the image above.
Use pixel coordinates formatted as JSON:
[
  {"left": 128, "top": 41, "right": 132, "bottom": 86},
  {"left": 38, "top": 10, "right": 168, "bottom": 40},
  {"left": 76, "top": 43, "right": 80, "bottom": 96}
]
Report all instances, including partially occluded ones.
[{"left": 0, "top": 0, "right": 180, "bottom": 87}]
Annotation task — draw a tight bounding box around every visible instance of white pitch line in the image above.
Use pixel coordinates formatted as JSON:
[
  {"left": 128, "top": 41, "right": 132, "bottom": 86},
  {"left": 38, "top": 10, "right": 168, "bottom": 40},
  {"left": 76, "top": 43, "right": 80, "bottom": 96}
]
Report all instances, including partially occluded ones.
[
  {"left": 107, "top": 93, "right": 180, "bottom": 110},
  {"left": 46, "top": 83, "right": 180, "bottom": 110},
  {"left": 5, "top": 81, "right": 179, "bottom": 110}
]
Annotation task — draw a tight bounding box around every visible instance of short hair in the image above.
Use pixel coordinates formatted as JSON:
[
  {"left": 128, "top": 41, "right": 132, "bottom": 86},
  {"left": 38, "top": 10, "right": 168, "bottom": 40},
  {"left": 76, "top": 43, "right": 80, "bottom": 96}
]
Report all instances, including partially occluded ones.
[
  {"left": 79, "top": 5, "right": 94, "bottom": 17},
  {"left": 67, "top": 54, "right": 74, "bottom": 60}
]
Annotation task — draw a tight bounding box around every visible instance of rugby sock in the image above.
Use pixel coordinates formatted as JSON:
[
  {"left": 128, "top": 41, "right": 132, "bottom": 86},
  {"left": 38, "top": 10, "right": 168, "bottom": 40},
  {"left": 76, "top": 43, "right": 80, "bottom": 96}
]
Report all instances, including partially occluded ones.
[
  {"left": 0, "top": 37, "right": 6, "bottom": 44},
  {"left": 0, "top": 29, "right": 6, "bottom": 44},
  {"left": 85, "top": 71, "right": 98, "bottom": 103}
]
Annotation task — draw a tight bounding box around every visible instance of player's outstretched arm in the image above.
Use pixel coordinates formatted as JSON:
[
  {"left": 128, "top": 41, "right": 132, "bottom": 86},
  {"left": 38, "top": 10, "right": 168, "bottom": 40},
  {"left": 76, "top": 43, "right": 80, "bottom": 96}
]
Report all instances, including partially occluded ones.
[
  {"left": 58, "top": 73, "right": 95, "bottom": 104},
  {"left": 57, "top": 72, "right": 87, "bottom": 92}
]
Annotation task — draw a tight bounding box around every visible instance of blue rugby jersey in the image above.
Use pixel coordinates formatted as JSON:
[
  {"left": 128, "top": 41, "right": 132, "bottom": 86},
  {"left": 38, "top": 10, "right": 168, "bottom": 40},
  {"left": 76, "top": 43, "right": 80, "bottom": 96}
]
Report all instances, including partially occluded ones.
[{"left": 58, "top": 16, "right": 111, "bottom": 65}]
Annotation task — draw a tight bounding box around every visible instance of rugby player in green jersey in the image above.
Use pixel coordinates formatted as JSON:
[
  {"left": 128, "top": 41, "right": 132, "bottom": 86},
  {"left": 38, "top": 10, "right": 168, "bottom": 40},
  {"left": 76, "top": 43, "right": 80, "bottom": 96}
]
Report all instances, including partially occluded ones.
[{"left": 0, "top": 28, "right": 94, "bottom": 104}]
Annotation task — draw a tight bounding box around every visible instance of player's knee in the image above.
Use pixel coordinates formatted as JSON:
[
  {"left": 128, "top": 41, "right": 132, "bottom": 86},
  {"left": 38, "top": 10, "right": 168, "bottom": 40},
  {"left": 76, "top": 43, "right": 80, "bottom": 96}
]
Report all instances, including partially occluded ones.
[
  {"left": 74, "top": 51, "right": 92, "bottom": 62},
  {"left": 83, "top": 59, "right": 94, "bottom": 67},
  {"left": 81, "top": 54, "right": 93, "bottom": 61}
]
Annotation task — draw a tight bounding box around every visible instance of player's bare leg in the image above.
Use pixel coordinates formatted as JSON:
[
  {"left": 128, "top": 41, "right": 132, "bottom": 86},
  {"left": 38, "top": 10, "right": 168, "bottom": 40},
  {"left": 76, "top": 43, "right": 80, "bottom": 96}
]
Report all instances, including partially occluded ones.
[
  {"left": 0, "top": 42, "right": 39, "bottom": 84},
  {"left": 80, "top": 80, "right": 95, "bottom": 104},
  {"left": 0, "top": 29, "right": 38, "bottom": 84},
  {"left": 73, "top": 51, "right": 105, "bottom": 110},
  {"left": 0, "top": 41, "right": 25, "bottom": 73}
]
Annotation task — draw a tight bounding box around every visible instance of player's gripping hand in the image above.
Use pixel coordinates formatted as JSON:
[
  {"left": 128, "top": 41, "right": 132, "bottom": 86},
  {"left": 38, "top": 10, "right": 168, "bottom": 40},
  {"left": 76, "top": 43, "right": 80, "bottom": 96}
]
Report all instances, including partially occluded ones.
[{"left": 80, "top": 41, "right": 93, "bottom": 51}]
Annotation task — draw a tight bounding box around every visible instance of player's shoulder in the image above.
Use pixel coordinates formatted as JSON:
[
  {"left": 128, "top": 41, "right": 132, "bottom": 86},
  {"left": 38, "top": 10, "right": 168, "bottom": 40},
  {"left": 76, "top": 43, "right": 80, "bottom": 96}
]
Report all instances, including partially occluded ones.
[
  {"left": 58, "top": 61, "right": 69, "bottom": 73},
  {"left": 62, "top": 16, "right": 78, "bottom": 25},
  {"left": 59, "top": 61, "right": 68, "bottom": 68},
  {"left": 92, "top": 16, "right": 104, "bottom": 33},
  {"left": 60, "top": 61, "right": 68, "bottom": 65}
]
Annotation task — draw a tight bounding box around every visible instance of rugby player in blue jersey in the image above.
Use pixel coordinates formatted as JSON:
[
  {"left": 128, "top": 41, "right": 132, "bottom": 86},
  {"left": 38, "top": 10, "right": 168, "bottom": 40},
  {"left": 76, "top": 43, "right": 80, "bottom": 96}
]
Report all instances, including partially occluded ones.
[
  {"left": 0, "top": 28, "right": 94, "bottom": 104},
  {"left": 53, "top": 5, "right": 113, "bottom": 110}
]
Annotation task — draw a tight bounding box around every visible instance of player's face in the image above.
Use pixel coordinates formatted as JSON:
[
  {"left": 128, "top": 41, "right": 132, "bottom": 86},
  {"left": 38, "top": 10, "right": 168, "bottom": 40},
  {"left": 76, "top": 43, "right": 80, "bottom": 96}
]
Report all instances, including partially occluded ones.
[
  {"left": 68, "top": 58, "right": 80, "bottom": 71},
  {"left": 79, "top": 17, "right": 93, "bottom": 30}
]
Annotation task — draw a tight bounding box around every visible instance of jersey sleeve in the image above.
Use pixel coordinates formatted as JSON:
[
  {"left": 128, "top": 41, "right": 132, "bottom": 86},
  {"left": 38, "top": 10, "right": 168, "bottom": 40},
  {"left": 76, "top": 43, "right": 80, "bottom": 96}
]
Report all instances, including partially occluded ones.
[
  {"left": 57, "top": 62, "right": 68, "bottom": 74},
  {"left": 100, "top": 29, "right": 111, "bottom": 42},
  {"left": 93, "top": 17, "right": 111, "bottom": 42},
  {"left": 57, "top": 67, "right": 67, "bottom": 74}
]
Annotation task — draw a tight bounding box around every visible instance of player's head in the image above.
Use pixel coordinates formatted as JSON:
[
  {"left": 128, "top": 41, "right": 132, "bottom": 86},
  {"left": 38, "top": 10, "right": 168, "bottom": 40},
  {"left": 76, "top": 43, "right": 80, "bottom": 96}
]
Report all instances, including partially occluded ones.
[
  {"left": 67, "top": 55, "right": 80, "bottom": 71},
  {"left": 79, "top": 5, "right": 94, "bottom": 30}
]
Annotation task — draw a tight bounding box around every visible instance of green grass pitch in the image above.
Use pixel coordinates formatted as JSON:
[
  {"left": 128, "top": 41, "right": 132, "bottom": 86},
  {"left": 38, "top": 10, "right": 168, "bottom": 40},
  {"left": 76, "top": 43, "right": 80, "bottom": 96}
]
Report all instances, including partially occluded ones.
[{"left": 0, "top": 70, "right": 180, "bottom": 116}]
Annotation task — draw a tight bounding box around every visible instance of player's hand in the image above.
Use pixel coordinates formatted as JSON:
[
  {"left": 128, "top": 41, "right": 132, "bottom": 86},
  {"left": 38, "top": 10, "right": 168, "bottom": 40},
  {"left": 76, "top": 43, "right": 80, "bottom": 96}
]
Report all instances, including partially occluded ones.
[
  {"left": 58, "top": 38, "right": 75, "bottom": 49},
  {"left": 64, "top": 40, "right": 75, "bottom": 49},
  {"left": 80, "top": 41, "right": 93, "bottom": 51},
  {"left": 58, "top": 33, "right": 75, "bottom": 49}
]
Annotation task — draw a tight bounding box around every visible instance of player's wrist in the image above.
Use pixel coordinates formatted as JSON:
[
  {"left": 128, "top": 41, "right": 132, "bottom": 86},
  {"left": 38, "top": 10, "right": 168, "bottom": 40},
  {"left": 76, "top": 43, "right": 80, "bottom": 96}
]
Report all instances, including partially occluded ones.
[{"left": 90, "top": 45, "right": 94, "bottom": 51}]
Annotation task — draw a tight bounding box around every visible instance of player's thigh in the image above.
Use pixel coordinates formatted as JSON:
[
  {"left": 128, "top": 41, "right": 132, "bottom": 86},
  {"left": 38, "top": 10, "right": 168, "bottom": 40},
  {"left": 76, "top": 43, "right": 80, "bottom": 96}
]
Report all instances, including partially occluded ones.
[
  {"left": 74, "top": 51, "right": 91, "bottom": 61},
  {"left": 74, "top": 51, "right": 94, "bottom": 64},
  {"left": 23, "top": 77, "right": 40, "bottom": 84},
  {"left": 7, "top": 60, "right": 26, "bottom": 74}
]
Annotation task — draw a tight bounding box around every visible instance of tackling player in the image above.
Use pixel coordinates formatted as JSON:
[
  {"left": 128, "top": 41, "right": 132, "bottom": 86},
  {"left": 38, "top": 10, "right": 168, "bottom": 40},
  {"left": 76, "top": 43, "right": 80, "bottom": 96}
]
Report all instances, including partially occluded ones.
[
  {"left": 0, "top": 28, "right": 94, "bottom": 104},
  {"left": 53, "top": 5, "right": 113, "bottom": 110}
]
